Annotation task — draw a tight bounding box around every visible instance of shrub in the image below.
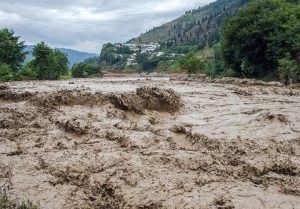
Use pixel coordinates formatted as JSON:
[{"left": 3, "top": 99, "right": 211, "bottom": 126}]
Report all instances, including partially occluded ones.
[
  {"left": 72, "top": 63, "right": 103, "bottom": 78},
  {"left": 278, "top": 56, "right": 299, "bottom": 85},
  {"left": 179, "top": 53, "right": 205, "bottom": 74},
  {"left": 0, "top": 191, "right": 38, "bottom": 209},
  {"left": 0, "top": 64, "right": 14, "bottom": 81}
]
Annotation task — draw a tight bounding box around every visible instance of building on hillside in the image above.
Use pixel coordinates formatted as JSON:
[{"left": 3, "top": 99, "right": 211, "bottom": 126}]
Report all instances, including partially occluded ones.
[
  {"left": 140, "top": 43, "right": 160, "bottom": 53},
  {"left": 123, "top": 44, "right": 140, "bottom": 52},
  {"left": 126, "top": 54, "right": 137, "bottom": 66}
]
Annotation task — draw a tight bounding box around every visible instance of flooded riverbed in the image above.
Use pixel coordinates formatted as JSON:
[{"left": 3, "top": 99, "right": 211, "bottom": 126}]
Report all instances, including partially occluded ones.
[{"left": 0, "top": 77, "right": 300, "bottom": 209}]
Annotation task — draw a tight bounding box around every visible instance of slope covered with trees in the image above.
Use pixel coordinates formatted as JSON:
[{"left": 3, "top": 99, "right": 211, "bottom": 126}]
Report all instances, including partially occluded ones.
[{"left": 129, "top": 0, "right": 251, "bottom": 49}]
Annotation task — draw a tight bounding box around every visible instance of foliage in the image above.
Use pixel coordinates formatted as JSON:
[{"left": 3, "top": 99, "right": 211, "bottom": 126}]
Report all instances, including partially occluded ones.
[
  {"left": 116, "top": 46, "right": 131, "bottom": 54},
  {"left": 205, "top": 43, "right": 224, "bottom": 77},
  {"left": 0, "top": 64, "right": 14, "bottom": 81},
  {"left": 72, "top": 63, "right": 102, "bottom": 78},
  {"left": 82, "top": 56, "right": 99, "bottom": 65},
  {"left": 221, "top": 0, "right": 300, "bottom": 78},
  {"left": 99, "top": 43, "right": 121, "bottom": 65},
  {"left": 0, "top": 28, "right": 27, "bottom": 71},
  {"left": 179, "top": 53, "right": 205, "bottom": 74},
  {"left": 156, "top": 60, "right": 181, "bottom": 73},
  {"left": 278, "top": 55, "right": 299, "bottom": 84},
  {"left": 129, "top": 0, "right": 250, "bottom": 48},
  {"left": 0, "top": 191, "right": 38, "bottom": 209},
  {"left": 136, "top": 53, "right": 150, "bottom": 64},
  {"left": 30, "top": 42, "right": 69, "bottom": 80}
]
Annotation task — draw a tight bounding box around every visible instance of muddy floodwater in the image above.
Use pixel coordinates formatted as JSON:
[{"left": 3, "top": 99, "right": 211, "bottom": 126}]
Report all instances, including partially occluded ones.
[{"left": 0, "top": 77, "right": 300, "bottom": 209}]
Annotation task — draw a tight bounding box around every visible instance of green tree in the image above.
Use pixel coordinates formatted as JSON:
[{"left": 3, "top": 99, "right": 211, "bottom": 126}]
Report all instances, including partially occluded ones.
[
  {"left": 179, "top": 53, "right": 205, "bottom": 74},
  {"left": 30, "top": 42, "right": 69, "bottom": 80},
  {"left": 0, "top": 28, "right": 27, "bottom": 71},
  {"left": 72, "top": 62, "right": 102, "bottom": 78},
  {"left": 221, "top": 0, "right": 300, "bottom": 78}
]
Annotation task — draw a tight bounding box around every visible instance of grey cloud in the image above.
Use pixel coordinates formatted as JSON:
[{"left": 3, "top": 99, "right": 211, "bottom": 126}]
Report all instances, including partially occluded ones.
[{"left": 0, "top": 0, "right": 214, "bottom": 53}]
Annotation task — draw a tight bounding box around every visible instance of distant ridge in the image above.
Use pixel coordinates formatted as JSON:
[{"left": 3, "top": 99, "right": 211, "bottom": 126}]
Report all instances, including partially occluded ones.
[
  {"left": 129, "top": 0, "right": 251, "bottom": 48},
  {"left": 25, "top": 45, "right": 98, "bottom": 66}
]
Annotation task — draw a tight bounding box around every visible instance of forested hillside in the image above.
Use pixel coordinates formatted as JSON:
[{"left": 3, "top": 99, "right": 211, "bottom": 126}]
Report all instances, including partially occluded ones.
[{"left": 129, "top": 0, "right": 251, "bottom": 48}]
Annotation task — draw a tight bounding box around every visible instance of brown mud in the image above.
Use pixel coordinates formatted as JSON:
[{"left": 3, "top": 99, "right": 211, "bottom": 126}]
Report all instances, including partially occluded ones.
[{"left": 0, "top": 77, "right": 300, "bottom": 209}]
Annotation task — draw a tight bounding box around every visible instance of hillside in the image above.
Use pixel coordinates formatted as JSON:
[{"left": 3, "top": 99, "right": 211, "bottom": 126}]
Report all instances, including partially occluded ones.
[
  {"left": 129, "top": 0, "right": 251, "bottom": 48},
  {"left": 25, "top": 45, "right": 98, "bottom": 66}
]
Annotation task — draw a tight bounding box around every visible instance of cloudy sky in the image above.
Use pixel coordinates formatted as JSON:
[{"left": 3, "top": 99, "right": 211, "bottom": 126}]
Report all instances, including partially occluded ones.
[{"left": 0, "top": 0, "right": 214, "bottom": 53}]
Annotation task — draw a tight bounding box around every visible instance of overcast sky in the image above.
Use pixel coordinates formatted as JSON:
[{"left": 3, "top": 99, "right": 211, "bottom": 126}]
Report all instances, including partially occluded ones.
[{"left": 0, "top": 0, "right": 214, "bottom": 53}]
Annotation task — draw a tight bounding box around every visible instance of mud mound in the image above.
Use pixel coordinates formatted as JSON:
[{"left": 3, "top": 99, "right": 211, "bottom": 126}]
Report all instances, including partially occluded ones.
[
  {"left": 30, "top": 90, "right": 106, "bottom": 111},
  {"left": 109, "top": 94, "right": 144, "bottom": 113},
  {"left": 137, "top": 87, "right": 182, "bottom": 112},
  {"left": 0, "top": 84, "right": 8, "bottom": 90},
  {"left": 109, "top": 87, "right": 182, "bottom": 114},
  {"left": 0, "top": 89, "right": 36, "bottom": 102},
  {"left": 0, "top": 108, "right": 37, "bottom": 129}
]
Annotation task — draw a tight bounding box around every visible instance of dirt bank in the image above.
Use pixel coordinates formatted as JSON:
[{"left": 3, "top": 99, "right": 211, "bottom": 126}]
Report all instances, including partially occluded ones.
[{"left": 0, "top": 77, "right": 299, "bottom": 209}]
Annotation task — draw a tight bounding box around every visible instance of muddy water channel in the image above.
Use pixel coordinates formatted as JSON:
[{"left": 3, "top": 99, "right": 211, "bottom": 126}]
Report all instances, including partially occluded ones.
[{"left": 0, "top": 77, "right": 300, "bottom": 209}]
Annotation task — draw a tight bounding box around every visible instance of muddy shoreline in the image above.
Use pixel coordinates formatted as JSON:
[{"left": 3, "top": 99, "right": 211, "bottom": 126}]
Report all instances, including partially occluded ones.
[{"left": 0, "top": 77, "right": 300, "bottom": 209}]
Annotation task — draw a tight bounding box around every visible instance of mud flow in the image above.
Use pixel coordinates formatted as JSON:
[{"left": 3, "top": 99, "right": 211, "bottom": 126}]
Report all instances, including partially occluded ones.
[{"left": 0, "top": 77, "right": 300, "bottom": 209}]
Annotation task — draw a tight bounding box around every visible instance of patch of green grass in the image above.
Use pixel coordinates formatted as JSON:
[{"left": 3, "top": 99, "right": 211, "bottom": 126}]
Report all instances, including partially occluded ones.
[{"left": 0, "top": 191, "right": 38, "bottom": 209}]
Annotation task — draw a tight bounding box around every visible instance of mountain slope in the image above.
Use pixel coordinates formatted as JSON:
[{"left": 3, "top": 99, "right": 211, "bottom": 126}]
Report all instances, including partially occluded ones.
[
  {"left": 25, "top": 45, "right": 98, "bottom": 66},
  {"left": 129, "top": 0, "right": 251, "bottom": 47}
]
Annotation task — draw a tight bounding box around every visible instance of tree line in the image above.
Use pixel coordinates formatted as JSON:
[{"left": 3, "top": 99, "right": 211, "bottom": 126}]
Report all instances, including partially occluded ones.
[
  {"left": 180, "top": 0, "right": 300, "bottom": 84},
  {"left": 0, "top": 28, "right": 102, "bottom": 81}
]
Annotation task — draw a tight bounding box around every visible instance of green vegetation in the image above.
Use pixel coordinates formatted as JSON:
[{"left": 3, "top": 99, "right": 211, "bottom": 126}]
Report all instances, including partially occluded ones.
[
  {"left": 72, "top": 62, "right": 102, "bottom": 78},
  {"left": 30, "top": 42, "right": 69, "bottom": 80},
  {"left": 0, "top": 28, "right": 27, "bottom": 71},
  {"left": 99, "top": 43, "right": 127, "bottom": 70},
  {"left": 179, "top": 53, "right": 206, "bottom": 74},
  {"left": 0, "top": 29, "right": 71, "bottom": 81},
  {"left": 278, "top": 56, "right": 298, "bottom": 84},
  {"left": 0, "top": 192, "right": 38, "bottom": 209},
  {"left": 221, "top": 0, "right": 300, "bottom": 81},
  {"left": 129, "top": 0, "right": 251, "bottom": 49}
]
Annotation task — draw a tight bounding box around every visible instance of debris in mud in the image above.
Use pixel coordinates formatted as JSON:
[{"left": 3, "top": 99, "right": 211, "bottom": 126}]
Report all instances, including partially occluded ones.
[
  {"left": 0, "top": 108, "right": 37, "bottom": 129},
  {"left": 257, "top": 113, "right": 290, "bottom": 124},
  {"left": 213, "top": 196, "right": 235, "bottom": 209},
  {"left": 56, "top": 118, "right": 90, "bottom": 135},
  {"left": 210, "top": 77, "right": 284, "bottom": 87},
  {"left": 105, "top": 131, "right": 132, "bottom": 148},
  {"left": 0, "top": 89, "right": 36, "bottom": 102},
  {"left": 232, "top": 88, "right": 253, "bottom": 96},
  {"left": 0, "top": 84, "right": 8, "bottom": 90},
  {"left": 109, "top": 87, "right": 182, "bottom": 114}
]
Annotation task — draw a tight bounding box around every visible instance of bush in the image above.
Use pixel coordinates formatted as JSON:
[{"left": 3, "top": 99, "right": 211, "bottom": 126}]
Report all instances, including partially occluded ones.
[
  {"left": 16, "top": 65, "right": 37, "bottom": 80},
  {"left": 0, "top": 64, "right": 14, "bottom": 81},
  {"left": 278, "top": 56, "right": 299, "bottom": 85},
  {"left": 0, "top": 192, "right": 38, "bottom": 209},
  {"left": 72, "top": 63, "right": 103, "bottom": 78},
  {"left": 179, "top": 53, "right": 205, "bottom": 74}
]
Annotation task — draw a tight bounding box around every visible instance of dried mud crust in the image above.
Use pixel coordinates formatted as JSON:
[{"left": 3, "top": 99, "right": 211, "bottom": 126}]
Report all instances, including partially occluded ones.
[
  {"left": 109, "top": 87, "right": 182, "bottom": 113},
  {"left": 0, "top": 79, "right": 300, "bottom": 209}
]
